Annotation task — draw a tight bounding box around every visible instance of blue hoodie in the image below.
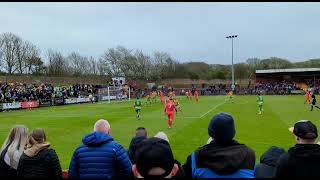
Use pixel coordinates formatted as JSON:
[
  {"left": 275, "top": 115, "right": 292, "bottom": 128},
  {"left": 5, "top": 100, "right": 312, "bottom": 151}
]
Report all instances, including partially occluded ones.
[{"left": 68, "top": 131, "right": 132, "bottom": 179}]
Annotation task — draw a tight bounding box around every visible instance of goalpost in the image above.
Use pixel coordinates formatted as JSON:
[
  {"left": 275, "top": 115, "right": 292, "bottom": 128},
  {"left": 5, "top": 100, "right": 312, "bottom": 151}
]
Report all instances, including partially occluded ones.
[{"left": 104, "top": 86, "right": 130, "bottom": 103}]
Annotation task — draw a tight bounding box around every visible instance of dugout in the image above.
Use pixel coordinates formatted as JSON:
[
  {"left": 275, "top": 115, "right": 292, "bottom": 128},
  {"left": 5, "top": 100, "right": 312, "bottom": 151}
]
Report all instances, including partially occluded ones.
[{"left": 255, "top": 68, "right": 320, "bottom": 89}]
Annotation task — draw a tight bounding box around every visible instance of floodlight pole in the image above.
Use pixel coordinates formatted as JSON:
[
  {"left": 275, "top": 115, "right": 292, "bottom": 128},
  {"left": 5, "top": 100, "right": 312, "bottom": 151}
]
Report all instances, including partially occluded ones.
[
  {"left": 226, "top": 35, "right": 237, "bottom": 91},
  {"left": 231, "top": 37, "right": 234, "bottom": 91}
]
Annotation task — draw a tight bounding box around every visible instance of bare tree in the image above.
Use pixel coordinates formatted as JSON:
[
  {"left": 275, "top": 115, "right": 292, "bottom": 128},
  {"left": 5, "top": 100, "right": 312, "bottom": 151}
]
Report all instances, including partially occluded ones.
[
  {"left": 25, "top": 43, "right": 41, "bottom": 74},
  {"left": 97, "top": 58, "right": 108, "bottom": 76},
  {"left": 68, "top": 52, "right": 84, "bottom": 75},
  {"left": 134, "top": 50, "right": 152, "bottom": 80},
  {"left": 0, "top": 32, "right": 21, "bottom": 74},
  {"left": 88, "top": 56, "right": 98, "bottom": 75},
  {"left": 15, "top": 39, "right": 28, "bottom": 74},
  {"left": 100, "top": 48, "right": 124, "bottom": 77},
  {"left": 47, "top": 49, "right": 69, "bottom": 76},
  {"left": 0, "top": 36, "right": 3, "bottom": 71}
]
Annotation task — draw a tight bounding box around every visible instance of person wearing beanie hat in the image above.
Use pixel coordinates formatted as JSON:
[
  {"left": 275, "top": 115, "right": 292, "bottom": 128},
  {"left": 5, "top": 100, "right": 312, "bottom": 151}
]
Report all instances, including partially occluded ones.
[
  {"left": 274, "top": 120, "right": 320, "bottom": 178},
  {"left": 208, "top": 112, "right": 235, "bottom": 143},
  {"left": 254, "top": 146, "right": 286, "bottom": 178},
  {"left": 182, "top": 112, "right": 255, "bottom": 178}
]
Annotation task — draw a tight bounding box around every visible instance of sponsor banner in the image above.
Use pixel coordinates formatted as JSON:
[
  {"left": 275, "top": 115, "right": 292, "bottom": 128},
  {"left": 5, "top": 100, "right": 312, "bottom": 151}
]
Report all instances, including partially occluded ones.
[
  {"left": 2, "top": 102, "right": 21, "bottom": 109},
  {"left": 101, "top": 96, "right": 109, "bottom": 101},
  {"left": 291, "top": 90, "right": 304, "bottom": 94},
  {"left": 77, "top": 97, "right": 87, "bottom": 103},
  {"left": 21, "top": 101, "right": 39, "bottom": 109},
  {"left": 65, "top": 98, "right": 78, "bottom": 104},
  {"left": 39, "top": 99, "right": 52, "bottom": 107},
  {"left": 101, "top": 95, "right": 116, "bottom": 101},
  {"left": 54, "top": 98, "right": 65, "bottom": 105},
  {"left": 85, "top": 97, "right": 96, "bottom": 102}
]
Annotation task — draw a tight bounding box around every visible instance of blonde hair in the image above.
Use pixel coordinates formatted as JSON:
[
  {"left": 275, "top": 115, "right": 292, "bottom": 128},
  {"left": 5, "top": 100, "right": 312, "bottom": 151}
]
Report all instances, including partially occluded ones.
[{"left": 0, "top": 125, "right": 28, "bottom": 169}]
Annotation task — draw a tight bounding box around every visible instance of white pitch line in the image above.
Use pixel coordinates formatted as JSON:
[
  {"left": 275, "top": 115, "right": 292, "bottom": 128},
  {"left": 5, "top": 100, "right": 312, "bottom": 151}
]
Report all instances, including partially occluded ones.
[{"left": 199, "top": 99, "right": 228, "bottom": 118}]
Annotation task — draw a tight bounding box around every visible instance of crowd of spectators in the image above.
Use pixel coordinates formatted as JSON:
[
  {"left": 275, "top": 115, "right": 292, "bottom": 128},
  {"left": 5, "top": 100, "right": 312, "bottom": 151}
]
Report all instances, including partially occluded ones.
[
  {"left": 171, "top": 80, "right": 319, "bottom": 96},
  {"left": 1, "top": 112, "right": 319, "bottom": 178},
  {"left": 0, "top": 82, "right": 98, "bottom": 103},
  {"left": 2, "top": 79, "right": 319, "bottom": 104},
  {"left": 253, "top": 81, "right": 300, "bottom": 95}
]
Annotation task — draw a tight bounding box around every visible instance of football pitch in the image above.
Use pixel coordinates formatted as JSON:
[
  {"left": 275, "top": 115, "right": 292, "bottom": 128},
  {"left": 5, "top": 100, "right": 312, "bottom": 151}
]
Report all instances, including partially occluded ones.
[{"left": 1, "top": 95, "right": 319, "bottom": 169}]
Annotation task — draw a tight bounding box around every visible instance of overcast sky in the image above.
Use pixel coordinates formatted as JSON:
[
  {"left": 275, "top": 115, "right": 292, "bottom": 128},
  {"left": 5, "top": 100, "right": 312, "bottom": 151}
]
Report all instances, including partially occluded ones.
[{"left": 1, "top": 2, "right": 320, "bottom": 64}]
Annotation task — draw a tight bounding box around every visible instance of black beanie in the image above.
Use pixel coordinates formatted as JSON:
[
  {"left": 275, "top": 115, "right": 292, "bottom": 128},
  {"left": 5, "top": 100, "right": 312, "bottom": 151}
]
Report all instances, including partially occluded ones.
[{"left": 208, "top": 112, "right": 236, "bottom": 143}]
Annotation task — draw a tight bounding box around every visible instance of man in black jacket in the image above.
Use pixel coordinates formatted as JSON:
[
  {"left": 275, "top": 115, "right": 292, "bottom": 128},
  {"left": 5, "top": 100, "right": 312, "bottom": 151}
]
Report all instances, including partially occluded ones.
[
  {"left": 274, "top": 120, "right": 320, "bottom": 178},
  {"left": 128, "top": 127, "right": 147, "bottom": 164},
  {"left": 254, "top": 146, "right": 286, "bottom": 178},
  {"left": 182, "top": 112, "right": 255, "bottom": 178}
]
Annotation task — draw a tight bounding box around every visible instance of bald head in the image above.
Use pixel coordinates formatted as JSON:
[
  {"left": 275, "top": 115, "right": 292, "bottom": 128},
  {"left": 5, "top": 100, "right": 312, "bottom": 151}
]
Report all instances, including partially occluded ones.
[{"left": 94, "top": 119, "right": 111, "bottom": 134}]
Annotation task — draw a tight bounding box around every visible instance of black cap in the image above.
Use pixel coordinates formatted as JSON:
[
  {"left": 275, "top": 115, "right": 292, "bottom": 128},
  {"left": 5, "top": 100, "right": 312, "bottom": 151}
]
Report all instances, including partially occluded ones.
[
  {"left": 135, "top": 137, "right": 174, "bottom": 178},
  {"left": 290, "top": 120, "right": 318, "bottom": 139},
  {"left": 208, "top": 112, "right": 236, "bottom": 143}
]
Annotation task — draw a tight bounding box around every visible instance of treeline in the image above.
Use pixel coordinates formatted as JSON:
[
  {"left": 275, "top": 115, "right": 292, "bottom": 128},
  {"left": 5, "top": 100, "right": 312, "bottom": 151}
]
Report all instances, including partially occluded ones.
[{"left": 1, "top": 32, "right": 320, "bottom": 81}]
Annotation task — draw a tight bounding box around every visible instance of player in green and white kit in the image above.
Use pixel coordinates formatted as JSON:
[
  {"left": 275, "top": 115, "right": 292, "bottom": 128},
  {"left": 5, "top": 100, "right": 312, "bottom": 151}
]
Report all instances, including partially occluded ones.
[
  {"left": 134, "top": 97, "right": 142, "bottom": 119},
  {"left": 257, "top": 92, "right": 264, "bottom": 115}
]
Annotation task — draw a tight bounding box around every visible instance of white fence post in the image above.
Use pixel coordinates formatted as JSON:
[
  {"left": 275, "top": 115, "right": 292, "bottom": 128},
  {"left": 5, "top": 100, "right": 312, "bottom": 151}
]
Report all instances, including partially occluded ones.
[
  {"left": 107, "top": 86, "right": 110, "bottom": 104},
  {"left": 129, "top": 87, "right": 131, "bottom": 101}
]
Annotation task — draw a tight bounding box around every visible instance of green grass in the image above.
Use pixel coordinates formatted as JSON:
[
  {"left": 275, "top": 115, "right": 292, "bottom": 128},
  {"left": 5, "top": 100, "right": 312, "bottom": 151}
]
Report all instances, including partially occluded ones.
[{"left": 1, "top": 95, "right": 319, "bottom": 169}]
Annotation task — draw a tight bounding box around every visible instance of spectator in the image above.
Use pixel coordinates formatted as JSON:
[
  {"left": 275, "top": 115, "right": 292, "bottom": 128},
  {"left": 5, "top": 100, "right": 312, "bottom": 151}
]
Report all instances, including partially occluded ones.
[
  {"left": 182, "top": 112, "right": 255, "bottom": 178},
  {"left": 154, "top": 131, "right": 169, "bottom": 142},
  {"left": 254, "top": 146, "right": 286, "bottom": 178},
  {"left": 153, "top": 132, "right": 185, "bottom": 178},
  {"left": 128, "top": 127, "right": 147, "bottom": 164},
  {"left": 132, "top": 137, "right": 180, "bottom": 178},
  {"left": 274, "top": 120, "right": 320, "bottom": 178},
  {"left": 0, "top": 125, "right": 29, "bottom": 178},
  {"left": 16, "top": 128, "right": 62, "bottom": 179},
  {"left": 68, "top": 119, "right": 132, "bottom": 178}
]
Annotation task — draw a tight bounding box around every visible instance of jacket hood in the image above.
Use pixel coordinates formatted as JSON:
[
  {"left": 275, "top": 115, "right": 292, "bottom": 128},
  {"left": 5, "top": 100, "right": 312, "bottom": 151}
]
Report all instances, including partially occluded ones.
[
  {"left": 260, "top": 146, "right": 286, "bottom": 167},
  {"left": 289, "top": 144, "right": 320, "bottom": 158},
  {"left": 196, "top": 140, "right": 255, "bottom": 174},
  {"left": 24, "top": 142, "right": 50, "bottom": 157},
  {"left": 82, "top": 131, "right": 113, "bottom": 146}
]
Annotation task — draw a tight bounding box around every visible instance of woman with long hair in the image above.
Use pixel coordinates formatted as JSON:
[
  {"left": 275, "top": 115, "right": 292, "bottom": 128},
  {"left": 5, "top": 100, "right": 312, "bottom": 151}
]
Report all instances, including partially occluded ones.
[
  {"left": 0, "top": 125, "right": 29, "bottom": 177},
  {"left": 17, "top": 128, "right": 62, "bottom": 179}
]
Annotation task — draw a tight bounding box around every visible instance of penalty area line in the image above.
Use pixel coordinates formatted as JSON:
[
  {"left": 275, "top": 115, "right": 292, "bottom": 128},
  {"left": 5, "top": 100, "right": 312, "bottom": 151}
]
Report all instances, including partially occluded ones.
[{"left": 199, "top": 99, "right": 228, "bottom": 119}]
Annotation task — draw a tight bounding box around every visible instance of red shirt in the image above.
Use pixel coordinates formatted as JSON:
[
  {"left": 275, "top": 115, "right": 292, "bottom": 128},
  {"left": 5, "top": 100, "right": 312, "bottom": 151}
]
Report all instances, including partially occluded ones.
[
  {"left": 165, "top": 102, "right": 176, "bottom": 114},
  {"left": 194, "top": 91, "right": 199, "bottom": 96},
  {"left": 306, "top": 91, "right": 311, "bottom": 98}
]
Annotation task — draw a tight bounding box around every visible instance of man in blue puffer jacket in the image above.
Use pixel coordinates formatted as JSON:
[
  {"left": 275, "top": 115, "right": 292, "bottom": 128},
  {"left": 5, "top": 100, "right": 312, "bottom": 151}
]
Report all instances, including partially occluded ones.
[{"left": 68, "top": 119, "right": 133, "bottom": 178}]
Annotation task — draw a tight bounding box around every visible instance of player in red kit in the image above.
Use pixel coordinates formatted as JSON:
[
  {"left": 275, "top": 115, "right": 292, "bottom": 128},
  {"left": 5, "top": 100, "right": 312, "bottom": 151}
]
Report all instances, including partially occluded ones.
[
  {"left": 160, "top": 91, "right": 164, "bottom": 103},
  {"left": 164, "top": 98, "right": 176, "bottom": 129},
  {"left": 188, "top": 90, "right": 192, "bottom": 100},
  {"left": 305, "top": 89, "right": 311, "bottom": 104},
  {"left": 194, "top": 90, "right": 199, "bottom": 102}
]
